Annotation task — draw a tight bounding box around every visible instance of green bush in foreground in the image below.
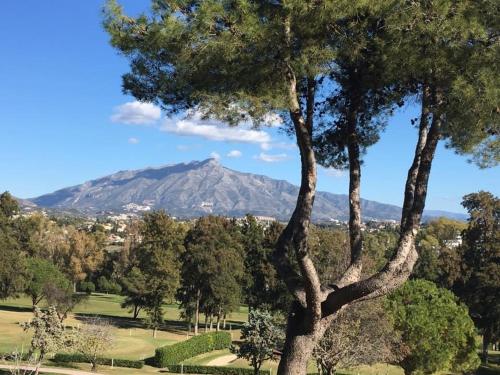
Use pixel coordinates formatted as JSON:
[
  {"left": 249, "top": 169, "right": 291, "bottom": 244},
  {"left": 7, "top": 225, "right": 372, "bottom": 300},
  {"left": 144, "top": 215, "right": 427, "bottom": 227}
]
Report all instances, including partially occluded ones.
[
  {"left": 53, "top": 353, "right": 143, "bottom": 369},
  {"left": 155, "top": 332, "right": 232, "bottom": 367},
  {"left": 386, "top": 280, "right": 480, "bottom": 375},
  {"left": 166, "top": 364, "right": 271, "bottom": 374}
]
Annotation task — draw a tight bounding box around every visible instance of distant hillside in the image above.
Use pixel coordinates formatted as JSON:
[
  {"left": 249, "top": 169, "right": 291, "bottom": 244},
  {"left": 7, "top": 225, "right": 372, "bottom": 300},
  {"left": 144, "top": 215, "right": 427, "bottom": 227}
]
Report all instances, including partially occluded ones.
[{"left": 29, "top": 159, "right": 466, "bottom": 222}]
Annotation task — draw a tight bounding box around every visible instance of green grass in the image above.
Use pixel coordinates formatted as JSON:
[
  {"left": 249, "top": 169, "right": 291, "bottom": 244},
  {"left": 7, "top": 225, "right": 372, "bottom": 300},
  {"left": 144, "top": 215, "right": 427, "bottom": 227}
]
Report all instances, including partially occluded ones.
[
  {"left": 0, "top": 293, "right": 245, "bottom": 362},
  {"left": 1, "top": 295, "right": 496, "bottom": 375}
]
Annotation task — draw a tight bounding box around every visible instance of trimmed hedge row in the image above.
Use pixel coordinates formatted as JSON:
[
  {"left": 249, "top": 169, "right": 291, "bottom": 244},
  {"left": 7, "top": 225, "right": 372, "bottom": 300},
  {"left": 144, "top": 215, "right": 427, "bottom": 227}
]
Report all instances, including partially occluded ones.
[
  {"left": 167, "top": 364, "right": 271, "bottom": 374},
  {"left": 53, "top": 353, "right": 144, "bottom": 369},
  {"left": 155, "top": 332, "right": 232, "bottom": 367}
]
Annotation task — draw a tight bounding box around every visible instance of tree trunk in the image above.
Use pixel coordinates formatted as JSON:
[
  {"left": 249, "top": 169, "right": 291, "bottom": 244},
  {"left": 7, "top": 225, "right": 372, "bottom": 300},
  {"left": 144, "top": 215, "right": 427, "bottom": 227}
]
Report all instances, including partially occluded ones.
[
  {"left": 194, "top": 289, "right": 200, "bottom": 335},
  {"left": 482, "top": 325, "right": 492, "bottom": 364},
  {"left": 278, "top": 332, "right": 316, "bottom": 375},
  {"left": 216, "top": 306, "right": 222, "bottom": 332},
  {"left": 204, "top": 313, "right": 208, "bottom": 332},
  {"left": 209, "top": 314, "right": 213, "bottom": 331},
  {"left": 338, "top": 89, "right": 363, "bottom": 286},
  {"left": 133, "top": 304, "right": 140, "bottom": 319},
  {"left": 153, "top": 326, "right": 157, "bottom": 338},
  {"left": 277, "top": 303, "right": 320, "bottom": 375}
]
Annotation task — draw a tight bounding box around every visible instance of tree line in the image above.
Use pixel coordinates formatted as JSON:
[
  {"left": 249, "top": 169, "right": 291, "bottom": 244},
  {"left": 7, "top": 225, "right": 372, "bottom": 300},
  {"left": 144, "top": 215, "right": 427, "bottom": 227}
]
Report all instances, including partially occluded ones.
[{"left": 1, "top": 189, "right": 498, "bottom": 373}]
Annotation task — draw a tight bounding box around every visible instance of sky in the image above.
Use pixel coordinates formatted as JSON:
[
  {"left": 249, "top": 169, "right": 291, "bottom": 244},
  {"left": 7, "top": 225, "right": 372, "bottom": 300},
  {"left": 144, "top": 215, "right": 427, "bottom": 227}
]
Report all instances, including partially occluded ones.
[{"left": 0, "top": 1, "right": 498, "bottom": 213}]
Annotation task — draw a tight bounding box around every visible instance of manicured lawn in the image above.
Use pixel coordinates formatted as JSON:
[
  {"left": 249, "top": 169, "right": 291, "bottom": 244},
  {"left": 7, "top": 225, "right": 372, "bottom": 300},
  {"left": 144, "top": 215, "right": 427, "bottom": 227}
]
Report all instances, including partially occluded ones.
[
  {"left": 2, "top": 295, "right": 496, "bottom": 375},
  {"left": 0, "top": 293, "right": 246, "bottom": 361}
]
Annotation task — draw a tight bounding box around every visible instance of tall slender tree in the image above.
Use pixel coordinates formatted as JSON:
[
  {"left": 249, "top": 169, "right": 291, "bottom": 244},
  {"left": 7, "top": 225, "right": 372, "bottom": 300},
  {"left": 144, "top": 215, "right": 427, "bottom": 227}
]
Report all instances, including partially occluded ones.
[{"left": 457, "top": 191, "right": 499, "bottom": 363}]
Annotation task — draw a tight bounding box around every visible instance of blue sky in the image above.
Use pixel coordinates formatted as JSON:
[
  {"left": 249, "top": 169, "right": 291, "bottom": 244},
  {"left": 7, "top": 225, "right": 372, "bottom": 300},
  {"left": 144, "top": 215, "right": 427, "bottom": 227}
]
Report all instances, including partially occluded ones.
[{"left": 0, "top": 1, "right": 497, "bottom": 213}]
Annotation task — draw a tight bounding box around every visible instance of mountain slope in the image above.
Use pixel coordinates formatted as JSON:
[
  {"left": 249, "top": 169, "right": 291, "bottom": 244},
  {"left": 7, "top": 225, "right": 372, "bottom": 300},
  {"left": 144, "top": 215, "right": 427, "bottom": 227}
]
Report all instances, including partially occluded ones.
[{"left": 30, "top": 159, "right": 466, "bottom": 221}]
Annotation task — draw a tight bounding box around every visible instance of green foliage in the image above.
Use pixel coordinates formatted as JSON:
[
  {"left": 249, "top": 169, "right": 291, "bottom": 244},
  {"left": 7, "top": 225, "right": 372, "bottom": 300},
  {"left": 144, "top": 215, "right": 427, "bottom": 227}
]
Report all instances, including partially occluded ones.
[
  {"left": 120, "top": 266, "right": 148, "bottom": 318},
  {"left": 25, "top": 257, "right": 72, "bottom": 306},
  {"left": 412, "top": 218, "right": 467, "bottom": 288},
  {"left": 0, "top": 192, "right": 19, "bottom": 218},
  {"left": 53, "top": 353, "right": 144, "bottom": 368},
  {"left": 231, "top": 310, "right": 283, "bottom": 374},
  {"left": 165, "top": 364, "right": 271, "bottom": 375},
  {"left": 79, "top": 281, "right": 95, "bottom": 294},
  {"left": 97, "top": 276, "right": 122, "bottom": 294},
  {"left": 179, "top": 216, "right": 244, "bottom": 325},
  {"left": 155, "top": 332, "right": 231, "bottom": 367},
  {"left": 386, "top": 279, "right": 480, "bottom": 375},
  {"left": 0, "top": 192, "right": 27, "bottom": 299},
  {"left": 458, "top": 191, "right": 499, "bottom": 362},
  {"left": 133, "top": 211, "right": 186, "bottom": 330}
]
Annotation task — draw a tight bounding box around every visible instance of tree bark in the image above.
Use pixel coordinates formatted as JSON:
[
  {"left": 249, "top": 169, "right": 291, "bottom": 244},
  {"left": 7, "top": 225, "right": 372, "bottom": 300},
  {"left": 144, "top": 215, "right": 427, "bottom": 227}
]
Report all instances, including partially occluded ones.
[
  {"left": 194, "top": 289, "right": 200, "bottom": 335},
  {"left": 278, "top": 317, "right": 316, "bottom": 375},
  {"left": 274, "top": 14, "right": 444, "bottom": 374},
  {"left": 338, "top": 87, "right": 363, "bottom": 287},
  {"left": 482, "top": 325, "right": 492, "bottom": 364},
  {"left": 133, "top": 304, "right": 141, "bottom": 319},
  {"left": 401, "top": 85, "right": 430, "bottom": 231}
]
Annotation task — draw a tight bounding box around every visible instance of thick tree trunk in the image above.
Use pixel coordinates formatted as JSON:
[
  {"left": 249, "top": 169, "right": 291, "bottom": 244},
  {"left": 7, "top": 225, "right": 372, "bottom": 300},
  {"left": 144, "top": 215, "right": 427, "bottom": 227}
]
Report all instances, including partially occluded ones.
[
  {"left": 277, "top": 303, "right": 323, "bottom": 375},
  {"left": 482, "top": 325, "right": 492, "bottom": 364},
  {"left": 278, "top": 332, "right": 316, "bottom": 375}
]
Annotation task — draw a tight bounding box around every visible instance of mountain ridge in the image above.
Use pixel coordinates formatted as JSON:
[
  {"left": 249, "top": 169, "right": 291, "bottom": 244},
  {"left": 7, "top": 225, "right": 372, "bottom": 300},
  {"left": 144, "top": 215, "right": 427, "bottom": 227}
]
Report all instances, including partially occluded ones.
[{"left": 28, "top": 159, "right": 467, "bottom": 221}]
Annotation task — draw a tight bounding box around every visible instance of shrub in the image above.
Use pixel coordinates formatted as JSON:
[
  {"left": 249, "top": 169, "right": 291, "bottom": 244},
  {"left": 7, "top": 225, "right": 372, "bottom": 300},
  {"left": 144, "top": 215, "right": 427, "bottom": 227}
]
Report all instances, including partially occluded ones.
[
  {"left": 53, "top": 353, "right": 143, "bottom": 369},
  {"left": 166, "top": 364, "right": 271, "bottom": 374},
  {"left": 155, "top": 332, "right": 232, "bottom": 367},
  {"left": 79, "top": 281, "right": 95, "bottom": 294}
]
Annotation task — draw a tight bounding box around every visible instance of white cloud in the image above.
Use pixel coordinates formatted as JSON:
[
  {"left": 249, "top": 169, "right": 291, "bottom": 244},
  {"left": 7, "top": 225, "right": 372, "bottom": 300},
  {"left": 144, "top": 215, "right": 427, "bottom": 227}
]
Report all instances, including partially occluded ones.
[
  {"left": 210, "top": 151, "right": 221, "bottom": 160},
  {"left": 261, "top": 142, "right": 296, "bottom": 151},
  {"left": 128, "top": 137, "right": 140, "bottom": 144},
  {"left": 111, "top": 101, "right": 161, "bottom": 125},
  {"left": 323, "top": 167, "right": 345, "bottom": 178},
  {"left": 254, "top": 152, "right": 289, "bottom": 163},
  {"left": 227, "top": 150, "right": 242, "bottom": 158},
  {"left": 161, "top": 111, "right": 271, "bottom": 144}
]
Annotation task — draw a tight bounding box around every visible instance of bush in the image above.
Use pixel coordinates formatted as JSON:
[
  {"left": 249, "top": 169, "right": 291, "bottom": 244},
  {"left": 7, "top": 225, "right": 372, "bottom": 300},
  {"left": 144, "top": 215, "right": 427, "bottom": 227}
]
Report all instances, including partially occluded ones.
[
  {"left": 166, "top": 364, "right": 271, "bottom": 374},
  {"left": 79, "top": 281, "right": 95, "bottom": 294},
  {"left": 155, "top": 332, "right": 232, "bottom": 367},
  {"left": 107, "top": 281, "right": 122, "bottom": 294},
  {"left": 97, "top": 276, "right": 122, "bottom": 294},
  {"left": 53, "top": 353, "right": 143, "bottom": 369}
]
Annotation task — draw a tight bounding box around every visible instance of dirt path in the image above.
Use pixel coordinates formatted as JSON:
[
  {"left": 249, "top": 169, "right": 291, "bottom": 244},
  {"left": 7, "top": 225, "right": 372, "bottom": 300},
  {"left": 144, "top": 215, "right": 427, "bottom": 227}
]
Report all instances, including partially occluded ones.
[
  {"left": 205, "top": 354, "right": 237, "bottom": 367},
  {"left": 0, "top": 364, "right": 103, "bottom": 375}
]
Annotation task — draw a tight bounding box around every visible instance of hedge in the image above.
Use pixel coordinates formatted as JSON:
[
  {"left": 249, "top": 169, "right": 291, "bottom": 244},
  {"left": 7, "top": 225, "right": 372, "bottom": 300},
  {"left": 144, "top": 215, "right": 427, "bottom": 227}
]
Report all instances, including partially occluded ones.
[
  {"left": 155, "top": 332, "right": 232, "bottom": 367},
  {"left": 53, "top": 353, "right": 143, "bottom": 369},
  {"left": 166, "top": 364, "right": 271, "bottom": 374}
]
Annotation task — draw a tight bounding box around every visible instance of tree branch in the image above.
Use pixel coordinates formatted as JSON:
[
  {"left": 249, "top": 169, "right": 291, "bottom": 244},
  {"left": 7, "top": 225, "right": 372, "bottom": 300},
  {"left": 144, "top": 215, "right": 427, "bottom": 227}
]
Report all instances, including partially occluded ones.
[
  {"left": 321, "top": 97, "right": 442, "bottom": 316},
  {"left": 272, "top": 15, "right": 322, "bottom": 319}
]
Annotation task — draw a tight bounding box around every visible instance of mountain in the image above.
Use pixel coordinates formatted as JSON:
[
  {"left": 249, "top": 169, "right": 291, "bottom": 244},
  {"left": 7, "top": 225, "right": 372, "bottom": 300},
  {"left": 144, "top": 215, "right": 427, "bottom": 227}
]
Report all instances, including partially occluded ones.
[{"left": 30, "top": 159, "right": 466, "bottom": 221}]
